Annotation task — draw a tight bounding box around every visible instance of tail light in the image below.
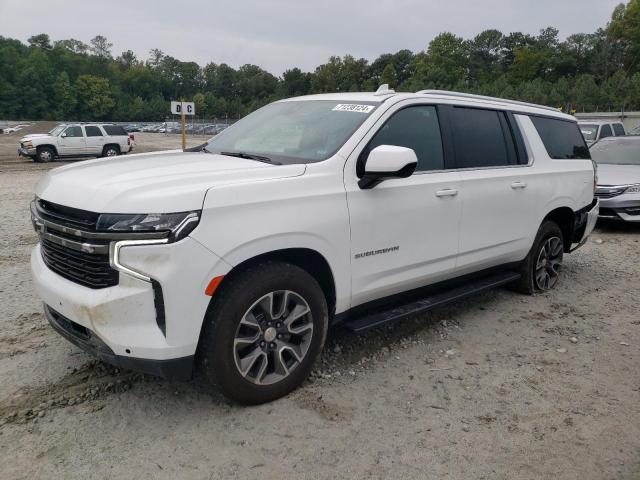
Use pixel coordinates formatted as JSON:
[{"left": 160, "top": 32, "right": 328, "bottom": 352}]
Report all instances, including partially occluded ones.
[
  {"left": 127, "top": 137, "right": 131, "bottom": 145},
  {"left": 129, "top": 133, "right": 135, "bottom": 142}
]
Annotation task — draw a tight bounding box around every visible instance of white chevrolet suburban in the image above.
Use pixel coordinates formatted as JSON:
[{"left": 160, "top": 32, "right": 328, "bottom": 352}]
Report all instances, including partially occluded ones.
[
  {"left": 19, "top": 123, "right": 133, "bottom": 162},
  {"left": 30, "top": 88, "right": 598, "bottom": 404}
]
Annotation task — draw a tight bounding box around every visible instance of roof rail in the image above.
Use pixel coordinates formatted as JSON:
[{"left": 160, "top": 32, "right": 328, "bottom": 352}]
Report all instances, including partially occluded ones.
[{"left": 416, "top": 89, "right": 562, "bottom": 113}]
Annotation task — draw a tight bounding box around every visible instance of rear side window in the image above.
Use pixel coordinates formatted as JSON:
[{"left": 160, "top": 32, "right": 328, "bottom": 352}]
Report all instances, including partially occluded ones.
[
  {"left": 102, "top": 125, "right": 127, "bottom": 136},
  {"left": 85, "top": 126, "right": 103, "bottom": 137},
  {"left": 448, "top": 107, "right": 517, "bottom": 168},
  {"left": 613, "top": 123, "right": 625, "bottom": 136},
  {"left": 530, "top": 117, "right": 590, "bottom": 159},
  {"left": 360, "top": 105, "right": 444, "bottom": 173},
  {"left": 600, "top": 124, "right": 613, "bottom": 139}
]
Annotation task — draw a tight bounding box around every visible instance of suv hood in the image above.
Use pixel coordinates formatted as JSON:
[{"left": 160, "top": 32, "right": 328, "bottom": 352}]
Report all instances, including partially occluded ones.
[
  {"left": 35, "top": 151, "right": 306, "bottom": 213},
  {"left": 20, "top": 133, "right": 53, "bottom": 142},
  {"left": 596, "top": 163, "right": 640, "bottom": 186}
]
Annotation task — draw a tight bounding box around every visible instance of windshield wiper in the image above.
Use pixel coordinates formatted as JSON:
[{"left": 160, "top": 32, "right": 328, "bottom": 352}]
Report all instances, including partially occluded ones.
[{"left": 220, "top": 151, "right": 280, "bottom": 165}]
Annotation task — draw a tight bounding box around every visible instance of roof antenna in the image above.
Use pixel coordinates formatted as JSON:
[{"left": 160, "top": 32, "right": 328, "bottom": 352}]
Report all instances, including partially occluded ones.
[{"left": 374, "top": 84, "right": 395, "bottom": 96}]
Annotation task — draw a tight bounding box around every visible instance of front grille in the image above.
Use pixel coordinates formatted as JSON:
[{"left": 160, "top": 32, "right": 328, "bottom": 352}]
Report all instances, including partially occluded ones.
[
  {"left": 37, "top": 199, "right": 99, "bottom": 230},
  {"left": 32, "top": 199, "right": 118, "bottom": 289},
  {"left": 32, "top": 198, "right": 167, "bottom": 290},
  {"left": 41, "top": 239, "right": 118, "bottom": 288}
]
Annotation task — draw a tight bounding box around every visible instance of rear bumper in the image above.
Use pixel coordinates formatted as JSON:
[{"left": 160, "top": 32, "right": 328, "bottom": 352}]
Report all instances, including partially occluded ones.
[
  {"left": 570, "top": 198, "right": 599, "bottom": 252},
  {"left": 45, "top": 304, "right": 193, "bottom": 380}
]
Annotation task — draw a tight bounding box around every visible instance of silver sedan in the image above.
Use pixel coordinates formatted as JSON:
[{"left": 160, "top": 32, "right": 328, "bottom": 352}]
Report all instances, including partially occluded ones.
[{"left": 592, "top": 137, "right": 640, "bottom": 222}]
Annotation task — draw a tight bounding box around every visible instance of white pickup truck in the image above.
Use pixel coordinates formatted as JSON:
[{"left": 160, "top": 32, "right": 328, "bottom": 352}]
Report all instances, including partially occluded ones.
[
  {"left": 30, "top": 88, "right": 598, "bottom": 404},
  {"left": 19, "top": 123, "right": 133, "bottom": 162}
]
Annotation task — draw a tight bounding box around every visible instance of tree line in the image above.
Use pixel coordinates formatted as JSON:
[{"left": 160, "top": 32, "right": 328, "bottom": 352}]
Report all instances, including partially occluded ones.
[{"left": 2, "top": 0, "right": 640, "bottom": 122}]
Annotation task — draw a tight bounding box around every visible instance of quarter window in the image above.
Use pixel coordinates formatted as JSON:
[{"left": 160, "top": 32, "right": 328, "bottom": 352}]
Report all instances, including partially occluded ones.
[
  {"left": 85, "top": 126, "right": 103, "bottom": 137},
  {"left": 530, "top": 116, "right": 590, "bottom": 159},
  {"left": 448, "top": 107, "right": 517, "bottom": 168},
  {"left": 64, "top": 126, "right": 83, "bottom": 138},
  {"left": 103, "top": 125, "right": 127, "bottom": 136},
  {"left": 360, "top": 106, "right": 444, "bottom": 173}
]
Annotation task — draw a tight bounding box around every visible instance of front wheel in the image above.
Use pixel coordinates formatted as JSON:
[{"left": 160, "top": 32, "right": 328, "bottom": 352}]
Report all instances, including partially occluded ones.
[
  {"left": 35, "top": 146, "right": 55, "bottom": 163},
  {"left": 198, "top": 261, "right": 328, "bottom": 404},
  {"left": 513, "top": 221, "right": 564, "bottom": 294}
]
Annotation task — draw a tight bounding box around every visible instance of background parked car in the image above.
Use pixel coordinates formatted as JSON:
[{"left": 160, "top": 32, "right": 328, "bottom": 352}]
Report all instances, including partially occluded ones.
[
  {"left": 579, "top": 120, "right": 626, "bottom": 146},
  {"left": 592, "top": 136, "right": 640, "bottom": 222}
]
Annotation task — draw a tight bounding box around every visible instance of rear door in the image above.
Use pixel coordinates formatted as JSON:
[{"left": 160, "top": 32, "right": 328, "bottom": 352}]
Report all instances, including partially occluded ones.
[
  {"left": 441, "top": 106, "right": 534, "bottom": 273},
  {"left": 84, "top": 125, "right": 106, "bottom": 155},
  {"left": 345, "top": 103, "right": 462, "bottom": 307},
  {"left": 58, "top": 125, "right": 86, "bottom": 156}
]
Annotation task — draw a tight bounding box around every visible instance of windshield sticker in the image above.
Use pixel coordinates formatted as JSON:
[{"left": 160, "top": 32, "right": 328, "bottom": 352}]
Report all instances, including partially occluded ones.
[{"left": 332, "top": 104, "right": 375, "bottom": 113}]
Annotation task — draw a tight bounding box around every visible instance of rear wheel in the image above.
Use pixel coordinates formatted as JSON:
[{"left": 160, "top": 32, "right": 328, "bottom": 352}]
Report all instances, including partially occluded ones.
[
  {"left": 102, "top": 145, "right": 120, "bottom": 157},
  {"left": 198, "top": 261, "right": 328, "bottom": 404},
  {"left": 513, "top": 221, "right": 564, "bottom": 294},
  {"left": 35, "top": 146, "right": 55, "bottom": 163}
]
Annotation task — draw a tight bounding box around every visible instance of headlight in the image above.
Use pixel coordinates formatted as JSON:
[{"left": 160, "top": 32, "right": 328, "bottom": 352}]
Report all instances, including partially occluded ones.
[
  {"left": 625, "top": 184, "right": 640, "bottom": 194},
  {"left": 24, "top": 141, "right": 33, "bottom": 148},
  {"left": 96, "top": 211, "right": 200, "bottom": 242}
]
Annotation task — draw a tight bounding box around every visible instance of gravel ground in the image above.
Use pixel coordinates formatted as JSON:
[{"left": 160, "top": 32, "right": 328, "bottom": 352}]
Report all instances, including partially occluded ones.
[{"left": 0, "top": 128, "right": 639, "bottom": 479}]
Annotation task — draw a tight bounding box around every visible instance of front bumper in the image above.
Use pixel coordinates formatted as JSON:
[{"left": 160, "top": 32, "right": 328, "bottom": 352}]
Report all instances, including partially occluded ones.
[
  {"left": 18, "top": 146, "right": 35, "bottom": 157},
  {"left": 45, "top": 304, "right": 193, "bottom": 380},
  {"left": 31, "top": 237, "right": 231, "bottom": 365},
  {"left": 597, "top": 192, "right": 640, "bottom": 222}
]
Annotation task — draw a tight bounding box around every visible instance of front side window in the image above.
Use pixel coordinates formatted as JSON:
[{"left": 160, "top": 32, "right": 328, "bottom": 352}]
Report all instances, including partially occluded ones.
[
  {"left": 85, "top": 126, "right": 103, "bottom": 137},
  {"left": 205, "top": 100, "right": 377, "bottom": 164},
  {"left": 360, "top": 106, "right": 444, "bottom": 173},
  {"left": 613, "top": 123, "right": 626, "bottom": 136},
  {"left": 64, "top": 126, "right": 83, "bottom": 138},
  {"left": 449, "top": 107, "right": 516, "bottom": 168},
  {"left": 530, "top": 117, "right": 590, "bottom": 160},
  {"left": 579, "top": 124, "right": 598, "bottom": 141},
  {"left": 600, "top": 124, "right": 613, "bottom": 139}
]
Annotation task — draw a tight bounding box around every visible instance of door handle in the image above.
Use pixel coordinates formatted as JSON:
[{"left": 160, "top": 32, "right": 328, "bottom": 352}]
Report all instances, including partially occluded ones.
[
  {"left": 435, "top": 188, "right": 459, "bottom": 197},
  {"left": 511, "top": 182, "right": 527, "bottom": 189}
]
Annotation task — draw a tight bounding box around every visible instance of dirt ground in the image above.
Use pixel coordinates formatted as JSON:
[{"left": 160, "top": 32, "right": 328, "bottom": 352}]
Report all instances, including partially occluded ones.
[{"left": 0, "top": 125, "right": 639, "bottom": 479}]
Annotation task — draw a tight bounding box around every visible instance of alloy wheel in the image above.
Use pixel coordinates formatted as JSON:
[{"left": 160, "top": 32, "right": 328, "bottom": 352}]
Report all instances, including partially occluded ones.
[
  {"left": 233, "top": 290, "right": 314, "bottom": 385},
  {"left": 534, "top": 236, "right": 563, "bottom": 290}
]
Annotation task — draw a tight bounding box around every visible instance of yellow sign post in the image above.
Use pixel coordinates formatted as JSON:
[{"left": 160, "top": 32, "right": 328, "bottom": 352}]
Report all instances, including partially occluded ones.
[{"left": 180, "top": 97, "right": 186, "bottom": 150}]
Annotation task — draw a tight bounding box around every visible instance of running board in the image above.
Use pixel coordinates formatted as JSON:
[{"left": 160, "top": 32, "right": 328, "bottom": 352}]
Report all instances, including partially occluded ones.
[{"left": 343, "top": 271, "right": 521, "bottom": 333}]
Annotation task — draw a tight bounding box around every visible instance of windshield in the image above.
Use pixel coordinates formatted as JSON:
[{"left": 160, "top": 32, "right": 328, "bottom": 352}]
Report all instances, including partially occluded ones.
[
  {"left": 590, "top": 140, "right": 640, "bottom": 165},
  {"left": 579, "top": 124, "right": 598, "bottom": 141},
  {"left": 49, "top": 126, "right": 65, "bottom": 136},
  {"left": 205, "top": 100, "right": 378, "bottom": 164}
]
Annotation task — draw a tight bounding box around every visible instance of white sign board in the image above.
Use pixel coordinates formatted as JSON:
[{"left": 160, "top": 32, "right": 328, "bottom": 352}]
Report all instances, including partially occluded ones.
[{"left": 171, "top": 101, "right": 195, "bottom": 116}]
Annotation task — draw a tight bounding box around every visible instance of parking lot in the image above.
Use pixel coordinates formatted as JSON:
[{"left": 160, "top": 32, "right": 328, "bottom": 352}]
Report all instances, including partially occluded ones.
[{"left": 0, "top": 127, "right": 639, "bottom": 479}]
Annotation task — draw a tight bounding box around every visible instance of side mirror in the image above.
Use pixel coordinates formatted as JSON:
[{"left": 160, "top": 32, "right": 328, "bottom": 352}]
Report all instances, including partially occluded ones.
[
  {"left": 61, "top": 133, "right": 67, "bottom": 138},
  {"left": 358, "top": 145, "right": 418, "bottom": 189}
]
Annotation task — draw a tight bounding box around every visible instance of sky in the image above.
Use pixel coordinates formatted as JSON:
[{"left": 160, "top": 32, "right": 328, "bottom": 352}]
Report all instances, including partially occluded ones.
[{"left": 0, "top": 0, "right": 624, "bottom": 75}]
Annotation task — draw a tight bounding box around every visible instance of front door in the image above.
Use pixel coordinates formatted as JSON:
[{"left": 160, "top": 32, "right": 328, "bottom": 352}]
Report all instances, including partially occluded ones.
[
  {"left": 345, "top": 104, "right": 462, "bottom": 307},
  {"left": 58, "top": 125, "right": 86, "bottom": 156}
]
